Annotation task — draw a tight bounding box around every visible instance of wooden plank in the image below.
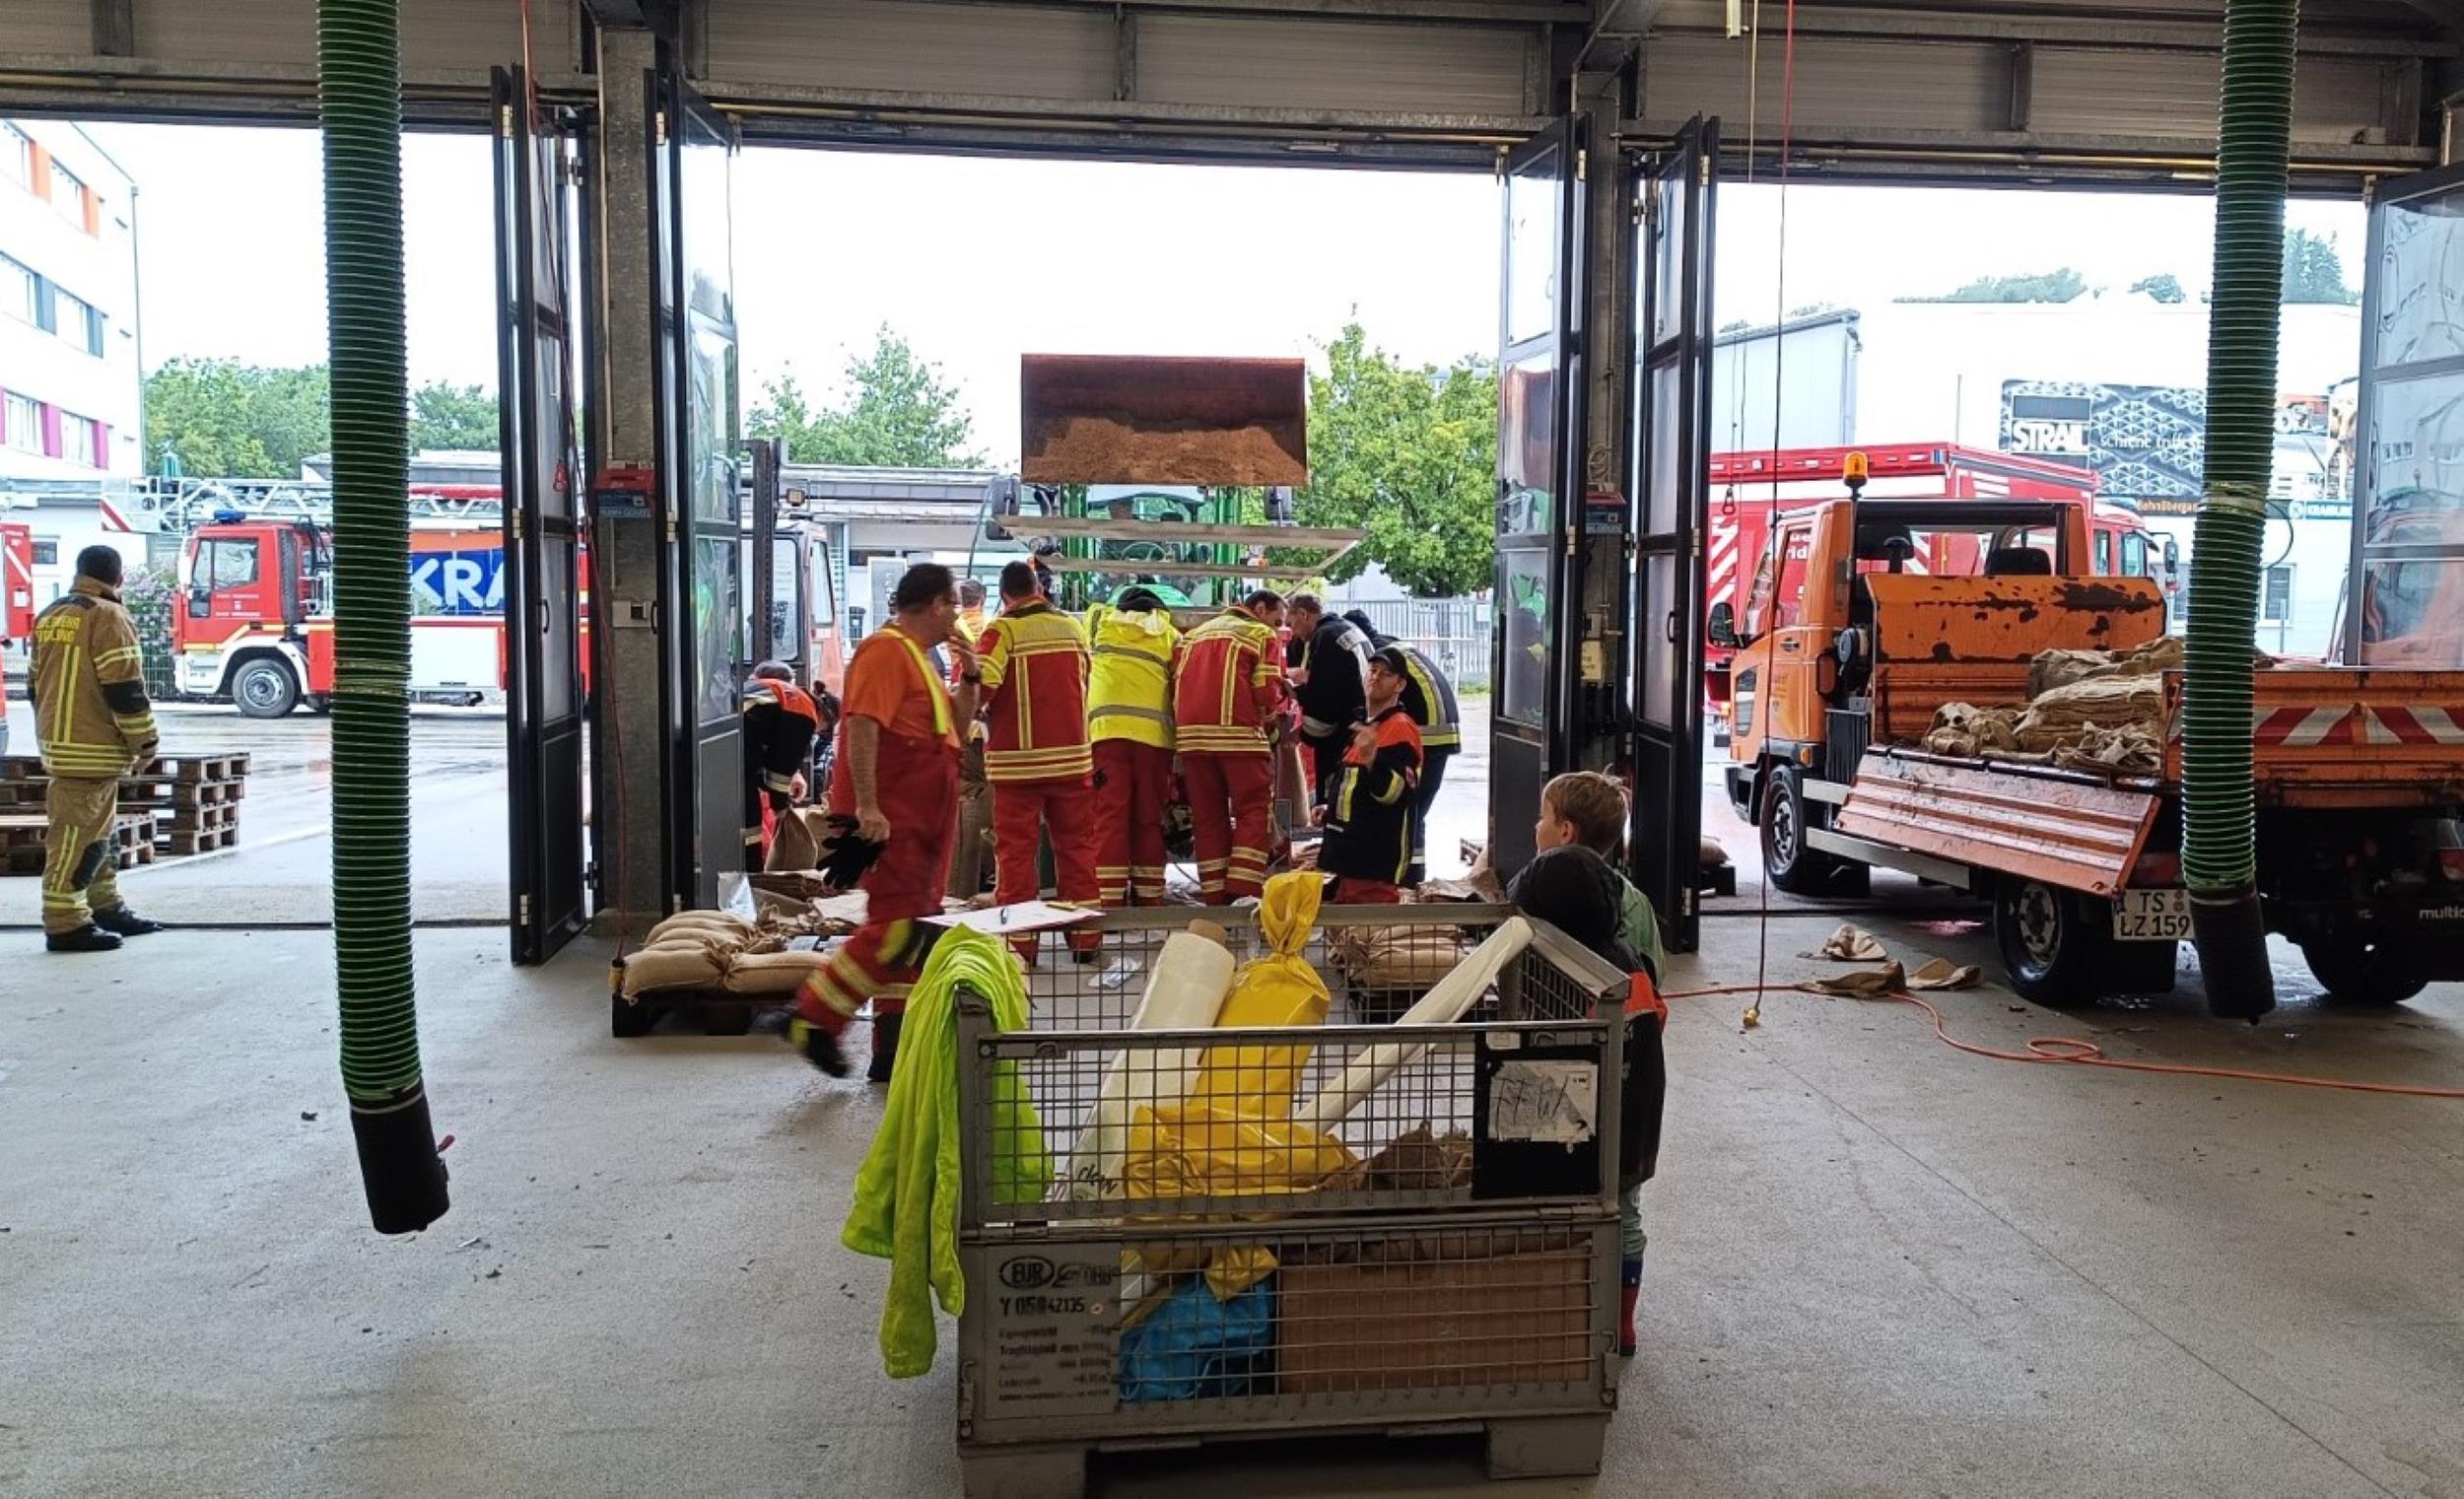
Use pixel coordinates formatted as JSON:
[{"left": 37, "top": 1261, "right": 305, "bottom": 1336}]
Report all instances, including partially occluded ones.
[{"left": 1014, "top": 514, "right": 1364, "bottom": 548}]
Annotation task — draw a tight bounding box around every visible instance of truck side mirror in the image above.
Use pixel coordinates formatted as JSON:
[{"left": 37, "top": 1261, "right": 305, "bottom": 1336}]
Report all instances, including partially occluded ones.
[
  {"left": 187, "top": 583, "right": 211, "bottom": 620},
  {"left": 1708, "top": 601, "right": 1741, "bottom": 648},
  {"left": 2161, "top": 537, "right": 2181, "bottom": 576}
]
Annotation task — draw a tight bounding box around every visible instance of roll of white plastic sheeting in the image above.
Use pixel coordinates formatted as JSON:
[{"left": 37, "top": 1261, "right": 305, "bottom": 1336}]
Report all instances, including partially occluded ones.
[
  {"left": 1060, "top": 926, "right": 1236, "bottom": 1201},
  {"left": 1292, "top": 916, "right": 1534, "bottom": 1131}
]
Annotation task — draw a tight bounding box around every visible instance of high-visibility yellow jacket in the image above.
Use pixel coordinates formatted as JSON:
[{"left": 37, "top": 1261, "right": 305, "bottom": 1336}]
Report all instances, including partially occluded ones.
[
  {"left": 30, "top": 575, "right": 157, "bottom": 779},
  {"left": 1085, "top": 602, "right": 1182, "bottom": 750}
]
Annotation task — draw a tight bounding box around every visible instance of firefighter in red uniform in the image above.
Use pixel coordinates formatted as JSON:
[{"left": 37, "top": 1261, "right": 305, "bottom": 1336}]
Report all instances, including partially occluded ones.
[
  {"left": 1172, "top": 589, "right": 1288, "bottom": 904},
  {"left": 741, "top": 660, "right": 823, "bottom": 867},
  {"left": 787, "top": 563, "right": 977, "bottom": 1081},
  {"left": 977, "top": 560, "right": 1102, "bottom": 964}
]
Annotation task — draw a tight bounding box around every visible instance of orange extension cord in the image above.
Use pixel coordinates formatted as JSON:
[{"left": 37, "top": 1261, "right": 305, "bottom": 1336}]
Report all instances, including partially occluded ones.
[{"left": 1661, "top": 983, "right": 2464, "bottom": 1100}]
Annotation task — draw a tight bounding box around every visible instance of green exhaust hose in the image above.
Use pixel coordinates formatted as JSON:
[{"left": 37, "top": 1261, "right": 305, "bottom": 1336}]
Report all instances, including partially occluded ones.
[
  {"left": 2183, "top": 0, "right": 2294, "bottom": 1020},
  {"left": 322, "top": 0, "right": 449, "bottom": 1230}
]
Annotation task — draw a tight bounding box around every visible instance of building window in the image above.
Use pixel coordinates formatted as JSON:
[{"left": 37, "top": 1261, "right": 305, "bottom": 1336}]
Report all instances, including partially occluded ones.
[
  {"left": 0, "top": 124, "right": 29, "bottom": 190},
  {"left": 32, "top": 538, "right": 58, "bottom": 566},
  {"left": 51, "top": 288, "right": 102, "bottom": 355},
  {"left": 59, "top": 410, "right": 100, "bottom": 467},
  {"left": 2, "top": 393, "right": 39, "bottom": 454},
  {"left": 49, "top": 161, "right": 89, "bottom": 230},
  {"left": 0, "top": 255, "right": 32, "bottom": 324},
  {"left": 2262, "top": 565, "right": 2293, "bottom": 625}
]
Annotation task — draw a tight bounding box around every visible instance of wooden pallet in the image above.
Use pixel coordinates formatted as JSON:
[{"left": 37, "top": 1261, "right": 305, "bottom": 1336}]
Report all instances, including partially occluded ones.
[
  {"left": 152, "top": 801, "right": 240, "bottom": 834},
  {"left": 160, "top": 825, "right": 239, "bottom": 857},
  {"left": 0, "top": 812, "right": 158, "bottom": 875}
]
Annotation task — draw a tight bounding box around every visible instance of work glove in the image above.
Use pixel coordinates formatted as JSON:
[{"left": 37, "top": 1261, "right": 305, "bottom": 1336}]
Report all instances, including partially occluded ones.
[{"left": 816, "top": 815, "right": 886, "bottom": 891}]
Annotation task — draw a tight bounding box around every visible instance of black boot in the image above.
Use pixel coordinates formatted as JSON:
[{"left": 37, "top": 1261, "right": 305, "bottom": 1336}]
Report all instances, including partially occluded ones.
[
  {"left": 94, "top": 907, "right": 166, "bottom": 937},
  {"left": 785, "top": 1017, "right": 851, "bottom": 1077},
  {"left": 46, "top": 924, "right": 124, "bottom": 954},
  {"left": 866, "top": 1012, "right": 904, "bottom": 1083}
]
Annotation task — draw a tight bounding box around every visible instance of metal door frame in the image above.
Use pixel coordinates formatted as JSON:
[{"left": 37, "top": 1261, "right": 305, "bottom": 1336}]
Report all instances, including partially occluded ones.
[
  {"left": 495, "top": 65, "right": 590, "bottom": 963},
  {"left": 1489, "top": 113, "right": 1591, "bottom": 879},
  {"left": 650, "top": 60, "right": 746, "bottom": 912},
  {"left": 2344, "top": 159, "right": 2464, "bottom": 666},
  {"left": 1626, "top": 117, "right": 1718, "bottom": 953}
]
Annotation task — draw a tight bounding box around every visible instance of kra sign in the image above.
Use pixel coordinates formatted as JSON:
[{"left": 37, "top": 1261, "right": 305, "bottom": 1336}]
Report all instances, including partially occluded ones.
[{"left": 409, "top": 548, "right": 507, "bottom": 616}]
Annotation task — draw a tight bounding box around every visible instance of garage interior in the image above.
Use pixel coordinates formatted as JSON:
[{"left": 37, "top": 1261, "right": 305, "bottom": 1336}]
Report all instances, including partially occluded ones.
[{"left": 4, "top": 1, "right": 2464, "bottom": 1496}]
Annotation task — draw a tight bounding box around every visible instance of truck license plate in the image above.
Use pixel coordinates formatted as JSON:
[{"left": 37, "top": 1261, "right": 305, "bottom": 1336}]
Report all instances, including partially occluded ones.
[{"left": 2111, "top": 888, "right": 2191, "bottom": 941}]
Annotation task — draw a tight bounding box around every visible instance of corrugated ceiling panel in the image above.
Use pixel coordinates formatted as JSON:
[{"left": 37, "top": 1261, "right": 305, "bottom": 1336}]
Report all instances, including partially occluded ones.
[
  {"left": 2029, "top": 48, "right": 2217, "bottom": 136},
  {"left": 2293, "top": 55, "right": 2392, "bottom": 140},
  {"left": 709, "top": 0, "right": 1115, "bottom": 101},
  {"left": 399, "top": 0, "right": 538, "bottom": 77},
  {"left": 1137, "top": 16, "right": 1526, "bottom": 115},
  {"left": 1645, "top": 35, "right": 2003, "bottom": 135},
  {"left": 13, "top": 0, "right": 89, "bottom": 53},
  {"left": 130, "top": 0, "right": 314, "bottom": 67}
]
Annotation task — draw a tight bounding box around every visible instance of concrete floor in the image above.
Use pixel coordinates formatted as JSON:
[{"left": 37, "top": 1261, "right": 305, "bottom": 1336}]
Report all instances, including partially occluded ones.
[{"left": 5, "top": 898, "right": 2461, "bottom": 1497}]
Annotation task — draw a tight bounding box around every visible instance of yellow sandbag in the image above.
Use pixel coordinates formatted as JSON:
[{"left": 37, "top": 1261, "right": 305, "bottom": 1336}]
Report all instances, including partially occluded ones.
[
  {"left": 1183, "top": 871, "right": 1329, "bottom": 1118},
  {"left": 1124, "top": 1103, "right": 1357, "bottom": 1201}
]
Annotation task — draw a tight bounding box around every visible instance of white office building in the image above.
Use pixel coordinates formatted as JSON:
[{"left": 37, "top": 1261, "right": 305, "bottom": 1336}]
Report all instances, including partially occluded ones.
[{"left": 1, "top": 120, "right": 142, "bottom": 483}]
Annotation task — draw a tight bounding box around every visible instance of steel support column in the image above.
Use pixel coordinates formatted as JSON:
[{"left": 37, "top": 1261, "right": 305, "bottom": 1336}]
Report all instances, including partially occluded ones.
[{"left": 587, "top": 25, "right": 670, "bottom": 933}]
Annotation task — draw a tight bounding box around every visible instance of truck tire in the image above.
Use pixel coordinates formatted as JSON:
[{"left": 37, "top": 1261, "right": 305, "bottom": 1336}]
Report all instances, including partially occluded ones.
[
  {"left": 1993, "top": 878, "right": 2104, "bottom": 1007},
  {"left": 232, "top": 657, "right": 301, "bottom": 719},
  {"left": 1762, "top": 765, "right": 1851, "bottom": 895},
  {"left": 2299, "top": 932, "right": 2429, "bottom": 1007}
]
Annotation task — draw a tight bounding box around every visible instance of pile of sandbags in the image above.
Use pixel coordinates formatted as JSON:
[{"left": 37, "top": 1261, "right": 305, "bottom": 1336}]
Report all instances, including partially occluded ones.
[
  {"left": 617, "top": 909, "right": 838, "bottom": 999},
  {"left": 1920, "top": 641, "right": 2175, "bottom": 776}
]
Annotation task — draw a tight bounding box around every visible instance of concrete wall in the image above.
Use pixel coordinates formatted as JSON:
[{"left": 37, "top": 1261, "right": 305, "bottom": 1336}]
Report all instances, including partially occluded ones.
[{"left": 0, "top": 120, "right": 142, "bottom": 481}]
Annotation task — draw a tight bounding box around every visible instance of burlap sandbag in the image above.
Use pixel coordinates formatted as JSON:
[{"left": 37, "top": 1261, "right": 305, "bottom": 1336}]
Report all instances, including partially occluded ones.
[
  {"left": 722, "top": 949, "right": 833, "bottom": 995},
  {"left": 647, "top": 911, "right": 756, "bottom": 946},
  {"left": 2026, "top": 635, "right": 2183, "bottom": 698},
  {"left": 621, "top": 937, "right": 728, "bottom": 996},
  {"left": 766, "top": 808, "right": 825, "bottom": 873}
]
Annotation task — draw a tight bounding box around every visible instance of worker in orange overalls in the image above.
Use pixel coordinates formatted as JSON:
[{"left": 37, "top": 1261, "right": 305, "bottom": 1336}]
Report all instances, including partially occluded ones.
[
  {"left": 1172, "top": 589, "right": 1287, "bottom": 904},
  {"left": 977, "top": 560, "right": 1102, "bottom": 965},
  {"left": 788, "top": 562, "right": 977, "bottom": 1081},
  {"left": 1086, "top": 585, "right": 1182, "bottom": 907}
]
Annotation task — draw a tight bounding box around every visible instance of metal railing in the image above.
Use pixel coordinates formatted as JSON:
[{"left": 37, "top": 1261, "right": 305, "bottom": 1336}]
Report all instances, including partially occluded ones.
[{"left": 1326, "top": 594, "right": 1492, "bottom": 692}]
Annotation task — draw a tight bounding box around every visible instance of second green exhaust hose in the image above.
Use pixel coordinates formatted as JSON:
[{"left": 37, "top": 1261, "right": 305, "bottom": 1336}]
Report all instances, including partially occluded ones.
[
  {"left": 2184, "top": 0, "right": 2295, "bottom": 1020},
  {"left": 321, "top": 0, "right": 450, "bottom": 1230}
]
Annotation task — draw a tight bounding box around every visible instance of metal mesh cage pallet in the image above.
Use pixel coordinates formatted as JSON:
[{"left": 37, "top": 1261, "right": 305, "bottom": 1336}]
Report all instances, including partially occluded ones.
[{"left": 950, "top": 904, "right": 1630, "bottom": 1499}]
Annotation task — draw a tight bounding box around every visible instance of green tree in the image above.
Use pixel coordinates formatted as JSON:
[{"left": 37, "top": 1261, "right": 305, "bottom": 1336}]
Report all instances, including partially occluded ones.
[
  {"left": 1295, "top": 323, "right": 1498, "bottom": 597},
  {"left": 143, "top": 358, "right": 330, "bottom": 478},
  {"left": 2281, "top": 228, "right": 2359, "bottom": 306},
  {"left": 2130, "top": 273, "right": 2187, "bottom": 305},
  {"left": 408, "top": 381, "right": 500, "bottom": 451},
  {"left": 747, "top": 327, "right": 983, "bottom": 467},
  {"left": 1897, "top": 268, "right": 2088, "bottom": 305}
]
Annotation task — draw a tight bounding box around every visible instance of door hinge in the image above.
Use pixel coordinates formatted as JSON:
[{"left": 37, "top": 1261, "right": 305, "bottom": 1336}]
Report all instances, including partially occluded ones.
[
  {"left": 1574, "top": 147, "right": 1588, "bottom": 183},
  {"left": 518, "top": 893, "right": 533, "bottom": 927},
  {"left": 510, "top": 506, "right": 524, "bottom": 542},
  {"left": 1700, "top": 155, "right": 1713, "bottom": 187},
  {"left": 654, "top": 109, "right": 669, "bottom": 148},
  {"left": 498, "top": 103, "right": 515, "bottom": 139}
]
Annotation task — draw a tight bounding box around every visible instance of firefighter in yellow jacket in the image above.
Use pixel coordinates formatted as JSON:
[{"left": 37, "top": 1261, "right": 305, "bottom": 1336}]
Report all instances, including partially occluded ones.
[{"left": 30, "top": 546, "right": 166, "bottom": 952}]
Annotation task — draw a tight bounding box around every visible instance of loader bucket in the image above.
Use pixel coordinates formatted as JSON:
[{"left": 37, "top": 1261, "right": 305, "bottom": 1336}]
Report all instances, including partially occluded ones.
[{"left": 1020, "top": 354, "right": 1309, "bottom": 487}]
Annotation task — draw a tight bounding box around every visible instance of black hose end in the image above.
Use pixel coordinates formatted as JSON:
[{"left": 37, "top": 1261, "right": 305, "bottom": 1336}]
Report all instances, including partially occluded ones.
[
  {"left": 351, "top": 1087, "right": 451, "bottom": 1235},
  {"left": 2190, "top": 889, "right": 2275, "bottom": 1022}
]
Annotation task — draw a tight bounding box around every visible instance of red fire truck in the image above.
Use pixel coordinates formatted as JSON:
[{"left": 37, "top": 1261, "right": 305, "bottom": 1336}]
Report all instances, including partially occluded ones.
[
  {"left": 168, "top": 493, "right": 844, "bottom": 719},
  {"left": 171, "top": 508, "right": 522, "bottom": 717},
  {"left": 1704, "top": 443, "right": 2174, "bottom": 733}
]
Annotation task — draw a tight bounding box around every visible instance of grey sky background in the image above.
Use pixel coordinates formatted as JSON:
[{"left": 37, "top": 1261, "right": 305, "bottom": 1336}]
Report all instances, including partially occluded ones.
[{"left": 86, "top": 122, "right": 2368, "bottom": 468}]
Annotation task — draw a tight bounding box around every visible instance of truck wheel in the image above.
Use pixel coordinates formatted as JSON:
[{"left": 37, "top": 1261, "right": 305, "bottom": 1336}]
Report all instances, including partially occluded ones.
[
  {"left": 2299, "top": 932, "right": 2428, "bottom": 1006},
  {"left": 232, "top": 658, "right": 301, "bottom": 718},
  {"left": 1762, "top": 765, "right": 1849, "bottom": 895},
  {"left": 1994, "top": 879, "right": 2103, "bottom": 1007}
]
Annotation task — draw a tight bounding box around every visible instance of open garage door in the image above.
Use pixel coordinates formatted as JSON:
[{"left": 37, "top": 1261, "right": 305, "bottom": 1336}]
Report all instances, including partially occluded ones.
[
  {"left": 2345, "top": 161, "right": 2464, "bottom": 669},
  {"left": 1491, "top": 115, "right": 1590, "bottom": 878},
  {"left": 1628, "top": 119, "right": 1718, "bottom": 954},
  {"left": 495, "top": 67, "right": 589, "bottom": 963},
  {"left": 652, "top": 71, "right": 747, "bottom": 912}
]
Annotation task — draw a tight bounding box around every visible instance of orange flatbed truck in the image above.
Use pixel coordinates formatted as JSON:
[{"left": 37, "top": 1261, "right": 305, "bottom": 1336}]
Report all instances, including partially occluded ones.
[{"left": 1717, "top": 491, "right": 2464, "bottom": 1007}]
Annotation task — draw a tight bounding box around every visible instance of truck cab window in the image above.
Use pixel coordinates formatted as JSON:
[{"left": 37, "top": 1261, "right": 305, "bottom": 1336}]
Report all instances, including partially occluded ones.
[
  {"left": 204, "top": 538, "right": 259, "bottom": 588},
  {"left": 2095, "top": 531, "right": 2114, "bottom": 575},
  {"left": 2121, "top": 532, "right": 2149, "bottom": 578}
]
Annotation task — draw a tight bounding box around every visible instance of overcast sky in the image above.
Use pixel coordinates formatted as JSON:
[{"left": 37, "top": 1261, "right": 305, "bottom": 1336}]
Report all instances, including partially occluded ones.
[{"left": 85, "top": 122, "right": 2369, "bottom": 467}]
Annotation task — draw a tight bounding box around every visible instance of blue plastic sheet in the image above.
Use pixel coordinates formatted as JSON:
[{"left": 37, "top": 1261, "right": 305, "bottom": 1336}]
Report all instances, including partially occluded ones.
[{"left": 1119, "top": 1276, "right": 1275, "bottom": 1402}]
